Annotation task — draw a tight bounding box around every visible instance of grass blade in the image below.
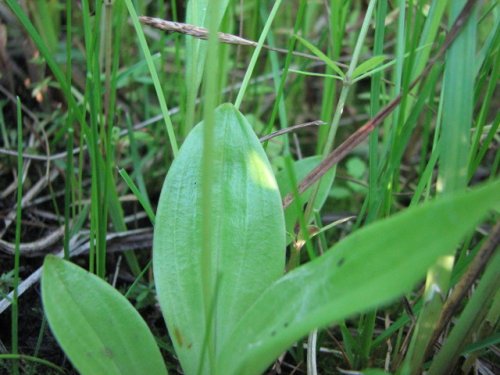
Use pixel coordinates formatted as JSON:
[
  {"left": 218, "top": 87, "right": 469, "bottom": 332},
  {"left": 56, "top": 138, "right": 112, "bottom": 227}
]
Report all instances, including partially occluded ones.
[
  {"left": 10, "top": 97, "right": 23, "bottom": 375},
  {"left": 405, "top": 2, "right": 479, "bottom": 372},
  {"left": 123, "top": 0, "right": 178, "bottom": 157}
]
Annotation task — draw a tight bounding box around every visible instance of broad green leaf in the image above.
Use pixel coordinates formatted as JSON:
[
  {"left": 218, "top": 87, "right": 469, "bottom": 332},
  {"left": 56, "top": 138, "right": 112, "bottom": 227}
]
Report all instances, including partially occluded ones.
[
  {"left": 346, "top": 156, "right": 366, "bottom": 178},
  {"left": 153, "top": 103, "right": 286, "bottom": 375},
  {"left": 351, "top": 55, "right": 387, "bottom": 80},
  {"left": 346, "top": 157, "right": 367, "bottom": 193},
  {"left": 361, "top": 370, "right": 392, "bottom": 375},
  {"left": 276, "top": 156, "right": 335, "bottom": 239},
  {"left": 218, "top": 179, "right": 499, "bottom": 374},
  {"left": 295, "top": 35, "right": 345, "bottom": 78},
  {"left": 41, "top": 255, "right": 167, "bottom": 375}
]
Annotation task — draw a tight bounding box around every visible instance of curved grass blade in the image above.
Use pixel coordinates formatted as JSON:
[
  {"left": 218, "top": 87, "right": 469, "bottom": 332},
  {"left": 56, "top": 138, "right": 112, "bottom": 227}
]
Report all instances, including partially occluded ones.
[
  {"left": 153, "top": 103, "right": 286, "bottom": 375},
  {"left": 351, "top": 55, "right": 388, "bottom": 80},
  {"left": 41, "top": 255, "right": 168, "bottom": 375},
  {"left": 295, "top": 35, "right": 345, "bottom": 78},
  {"left": 218, "top": 179, "right": 499, "bottom": 375}
]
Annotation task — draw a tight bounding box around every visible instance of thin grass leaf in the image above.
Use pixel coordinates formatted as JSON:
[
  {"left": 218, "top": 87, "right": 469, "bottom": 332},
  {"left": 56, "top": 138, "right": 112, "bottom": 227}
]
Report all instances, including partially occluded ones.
[
  {"left": 316, "top": 0, "right": 348, "bottom": 153},
  {"left": 351, "top": 55, "right": 387, "bottom": 80},
  {"left": 286, "top": 44, "right": 403, "bottom": 88},
  {"left": 468, "top": 37, "right": 500, "bottom": 179},
  {"left": 438, "top": 1, "right": 476, "bottom": 194},
  {"left": 11, "top": 97, "right": 23, "bottom": 375},
  {"left": 234, "top": 0, "right": 284, "bottom": 109},
  {"left": 288, "top": 69, "right": 344, "bottom": 81},
  {"left": 462, "top": 329, "right": 500, "bottom": 354},
  {"left": 295, "top": 35, "right": 345, "bottom": 78},
  {"left": 124, "top": 0, "right": 178, "bottom": 157},
  {"left": 411, "top": 0, "right": 448, "bottom": 80},
  {"left": 4, "top": 0, "right": 88, "bottom": 142},
  {"left": 351, "top": 44, "right": 432, "bottom": 83},
  {"left": 405, "top": 2, "right": 479, "bottom": 372},
  {"left": 118, "top": 168, "right": 155, "bottom": 225},
  {"left": 198, "top": 3, "right": 226, "bottom": 371}
]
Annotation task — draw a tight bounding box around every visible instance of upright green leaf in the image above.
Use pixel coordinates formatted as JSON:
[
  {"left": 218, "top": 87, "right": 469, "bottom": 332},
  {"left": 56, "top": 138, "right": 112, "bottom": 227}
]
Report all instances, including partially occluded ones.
[
  {"left": 184, "top": 0, "right": 230, "bottom": 133},
  {"left": 411, "top": 0, "right": 448, "bottom": 80},
  {"left": 41, "top": 256, "right": 168, "bottom": 375},
  {"left": 153, "top": 103, "right": 286, "bottom": 375},
  {"left": 438, "top": 1, "right": 476, "bottom": 193},
  {"left": 217, "top": 179, "right": 499, "bottom": 375},
  {"left": 405, "top": 3, "right": 478, "bottom": 372}
]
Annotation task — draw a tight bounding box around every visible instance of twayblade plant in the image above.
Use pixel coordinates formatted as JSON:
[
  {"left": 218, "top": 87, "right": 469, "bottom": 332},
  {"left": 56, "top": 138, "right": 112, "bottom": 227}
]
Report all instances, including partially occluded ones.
[{"left": 42, "top": 103, "right": 499, "bottom": 375}]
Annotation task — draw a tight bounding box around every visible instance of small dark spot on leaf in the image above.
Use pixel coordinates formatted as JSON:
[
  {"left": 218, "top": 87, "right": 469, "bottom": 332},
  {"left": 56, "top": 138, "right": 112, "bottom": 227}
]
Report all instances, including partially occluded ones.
[
  {"left": 293, "top": 223, "right": 300, "bottom": 235},
  {"left": 187, "top": 343, "right": 193, "bottom": 349},
  {"left": 337, "top": 258, "right": 345, "bottom": 267},
  {"left": 271, "top": 330, "right": 276, "bottom": 337},
  {"left": 283, "top": 322, "right": 289, "bottom": 328},
  {"left": 102, "top": 347, "right": 113, "bottom": 358},
  {"left": 174, "top": 326, "right": 184, "bottom": 347}
]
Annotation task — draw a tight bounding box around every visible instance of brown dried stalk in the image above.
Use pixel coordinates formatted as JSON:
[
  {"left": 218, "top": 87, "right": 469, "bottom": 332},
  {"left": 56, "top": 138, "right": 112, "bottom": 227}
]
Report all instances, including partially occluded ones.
[
  {"left": 139, "top": 16, "right": 326, "bottom": 63},
  {"left": 259, "top": 120, "right": 326, "bottom": 142}
]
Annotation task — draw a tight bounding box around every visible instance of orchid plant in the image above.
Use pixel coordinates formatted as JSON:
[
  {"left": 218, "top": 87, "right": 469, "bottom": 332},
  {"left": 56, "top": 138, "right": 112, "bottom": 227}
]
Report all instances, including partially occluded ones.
[{"left": 41, "top": 104, "right": 498, "bottom": 375}]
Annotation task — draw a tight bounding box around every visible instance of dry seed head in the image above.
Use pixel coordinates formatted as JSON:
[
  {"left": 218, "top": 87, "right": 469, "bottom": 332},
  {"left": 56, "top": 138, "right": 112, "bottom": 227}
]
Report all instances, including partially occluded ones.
[
  {"left": 138, "top": 16, "right": 324, "bottom": 63},
  {"left": 139, "top": 16, "right": 256, "bottom": 46}
]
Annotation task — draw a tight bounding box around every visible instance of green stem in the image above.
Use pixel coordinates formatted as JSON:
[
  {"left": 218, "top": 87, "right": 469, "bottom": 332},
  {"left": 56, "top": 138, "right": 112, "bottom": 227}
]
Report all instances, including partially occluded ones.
[
  {"left": 322, "top": 0, "right": 378, "bottom": 156},
  {"left": 199, "top": 1, "right": 223, "bottom": 372},
  {"left": 262, "top": 0, "right": 308, "bottom": 149},
  {"left": 11, "top": 97, "right": 23, "bottom": 375},
  {"left": 234, "top": 0, "right": 284, "bottom": 109},
  {"left": 124, "top": 0, "right": 179, "bottom": 157}
]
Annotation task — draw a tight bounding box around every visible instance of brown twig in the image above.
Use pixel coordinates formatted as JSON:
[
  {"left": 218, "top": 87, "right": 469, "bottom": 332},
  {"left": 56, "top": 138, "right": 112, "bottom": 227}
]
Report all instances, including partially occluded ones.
[
  {"left": 282, "top": 99, "right": 401, "bottom": 208},
  {"left": 0, "top": 228, "right": 153, "bottom": 314},
  {"left": 0, "top": 225, "right": 153, "bottom": 257},
  {"left": 0, "top": 169, "right": 59, "bottom": 238},
  {"left": 0, "top": 225, "right": 65, "bottom": 256},
  {"left": 259, "top": 120, "right": 326, "bottom": 142}
]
